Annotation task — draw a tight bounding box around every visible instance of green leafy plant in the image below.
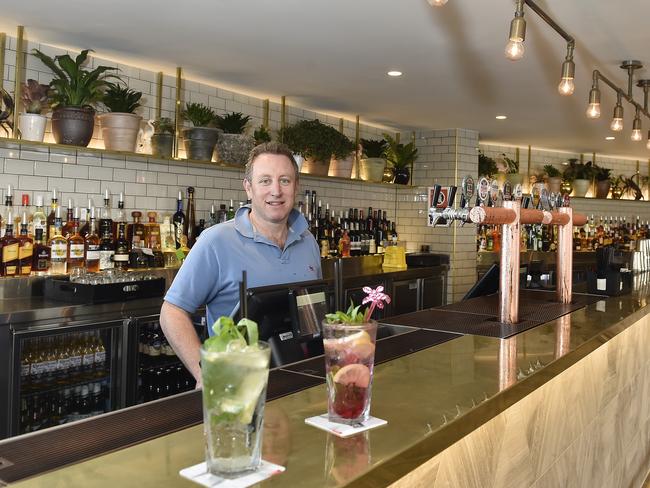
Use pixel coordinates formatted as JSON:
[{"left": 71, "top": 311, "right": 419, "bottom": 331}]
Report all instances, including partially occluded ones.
[
  {"left": 31, "top": 49, "right": 119, "bottom": 108},
  {"left": 361, "top": 138, "right": 387, "bottom": 158},
  {"left": 593, "top": 165, "right": 612, "bottom": 182},
  {"left": 543, "top": 164, "right": 562, "bottom": 178},
  {"left": 563, "top": 159, "right": 594, "bottom": 181},
  {"left": 383, "top": 133, "right": 418, "bottom": 169},
  {"left": 325, "top": 302, "right": 368, "bottom": 324},
  {"left": 214, "top": 111, "right": 251, "bottom": 134},
  {"left": 479, "top": 151, "right": 498, "bottom": 177},
  {"left": 203, "top": 316, "right": 259, "bottom": 352},
  {"left": 499, "top": 153, "right": 519, "bottom": 174},
  {"left": 182, "top": 102, "right": 216, "bottom": 127},
  {"left": 0, "top": 88, "right": 13, "bottom": 135},
  {"left": 253, "top": 125, "right": 272, "bottom": 144},
  {"left": 280, "top": 119, "right": 354, "bottom": 161},
  {"left": 152, "top": 117, "right": 174, "bottom": 134},
  {"left": 21, "top": 79, "right": 49, "bottom": 114},
  {"left": 101, "top": 84, "right": 142, "bottom": 113}
]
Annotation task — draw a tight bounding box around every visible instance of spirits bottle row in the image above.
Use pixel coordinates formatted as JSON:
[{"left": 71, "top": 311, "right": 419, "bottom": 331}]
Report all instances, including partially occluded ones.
[{"left": 138, "top": 365, "right": 195, "bottom": 403}]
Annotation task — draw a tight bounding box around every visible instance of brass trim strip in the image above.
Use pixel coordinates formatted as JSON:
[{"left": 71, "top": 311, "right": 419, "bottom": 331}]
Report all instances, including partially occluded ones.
[
  {"left": 0, "top": 33, "right": 6, "bottom": 91},
  {"left": 13, "top": 26, "right": 24, "bottom": 137},
  {"left": 155, "top": 71, "right": 162, "bottom": 121},
  {"left": 338, "top": 117, "right": 344, "bottom": 133},
  {"left": 263, "top": 99, "right": 269, "bottom": 128},
  {"left": 527, "top": 145, "right": 531, "bottom": 186},
  {"left": 395, "top": 132, "right": 400, "bottom": 144},
  {"left": 354, "top": 115, "right": 360, "bottom": 179},
  {"left": 281, "top": 95, "right": 286, "bottom": 130},
  {"left": 173, "top": 67, "right": 182, "bottom": 159}
]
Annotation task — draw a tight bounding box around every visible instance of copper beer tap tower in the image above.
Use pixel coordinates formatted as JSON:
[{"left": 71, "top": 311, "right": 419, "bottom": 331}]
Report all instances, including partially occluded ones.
[{"left": 429, "top": 176, "right": 587, "bottom": 325}]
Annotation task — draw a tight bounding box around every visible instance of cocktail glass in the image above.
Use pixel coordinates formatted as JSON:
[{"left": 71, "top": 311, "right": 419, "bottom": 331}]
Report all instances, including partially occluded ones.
[
  {"left": 200, "top": 342, "right": 270, "bottom": 477},
  {"left": 322, "top": 320, "right": 378, "bottom": 425}
]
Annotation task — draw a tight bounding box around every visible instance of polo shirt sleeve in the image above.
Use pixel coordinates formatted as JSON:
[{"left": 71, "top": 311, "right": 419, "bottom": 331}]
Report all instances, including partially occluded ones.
[{"left": 164, "top": 232, "right": 220, "bottom": 314}]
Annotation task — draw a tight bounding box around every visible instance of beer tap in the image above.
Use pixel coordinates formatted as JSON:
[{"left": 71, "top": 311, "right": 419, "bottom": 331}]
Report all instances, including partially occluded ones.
[{"left": 428, "top": 176, "right": 475, "bottom": 227}]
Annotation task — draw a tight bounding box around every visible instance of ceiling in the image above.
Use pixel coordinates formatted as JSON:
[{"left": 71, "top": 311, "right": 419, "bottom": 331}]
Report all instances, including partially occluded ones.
[{"left": 1, "top": 0, "right": 649, "bottom": 160}]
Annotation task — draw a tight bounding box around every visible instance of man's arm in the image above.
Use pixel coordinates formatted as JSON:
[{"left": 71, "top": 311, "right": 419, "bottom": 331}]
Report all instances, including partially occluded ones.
[{"left": 159, "top": 300, "right": 203, "bottom": 388}]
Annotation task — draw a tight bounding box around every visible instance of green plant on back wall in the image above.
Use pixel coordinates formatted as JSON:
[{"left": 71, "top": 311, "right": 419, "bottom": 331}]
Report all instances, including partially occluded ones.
[
  {"left": 31, "top": 49, "right": 119, "bottom": 108},
  {"left": 214, "top": 112, "right": 251, "bottom": 134},
  {"left": 152, "top": 117, "right": 174, "bottom": 134},
  {"left": 182, "top": 102, "right": 216, "bottom": 128},
  {"left": 478, "top": 151, "right": 497, "bottom": 177},
  {"left": 383, "top": 133, "right": 418, "bottom": 169},
  {"left": 563, "top": 159, "right": 594, "bottom": 181},
  {"left": 593, "top": 165, "right": 612, "bottom": 182},
  {"left": 101, "top": 84, "right": 142, "bottom": 113},
  {"left": 253, "top": 125, "right": 272, "bottom": 145},
  {"left": 280, "top": 119, "right": 354, "bottom": 161},
  {"left": 361, "top": 138, "right": 388, "bottom": 158},
  {"left": 21, "top": 79, "right": 49, "bottom": 114},
  {"left": 543, "top": 164, "right": 561, "bottom": 178}
]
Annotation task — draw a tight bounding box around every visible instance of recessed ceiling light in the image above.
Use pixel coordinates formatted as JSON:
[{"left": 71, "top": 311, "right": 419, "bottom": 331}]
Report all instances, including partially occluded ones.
[
  {"left": 495, "top": 115, "right": 507, "bottom": 120},
  {"left": 387, "top": 71, "right": 403, "bottom": 77},
  {"left": 605, "top": 136, "right": 615, "bottom": 140}
]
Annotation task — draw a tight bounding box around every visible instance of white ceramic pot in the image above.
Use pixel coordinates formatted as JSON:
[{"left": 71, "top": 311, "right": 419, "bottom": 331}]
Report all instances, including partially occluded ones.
[
  {"left": 572, "top": 179, "right": 591, "bottom": 197},
  {"left": 18, "top": 113, "right": 47, "bottom": 142},
  {"left": 328, "top": 154, "right": 355, "bottom": 178},
  {"left": 98, "top": 112, "right": 143, "bottom": 152},
  {"left": 359, "top": 158, "right": 386, "bottom": 182}
]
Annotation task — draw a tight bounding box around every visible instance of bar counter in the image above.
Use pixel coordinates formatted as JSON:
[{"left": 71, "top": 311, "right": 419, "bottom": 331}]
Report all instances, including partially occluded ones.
[{"left": 2, "top": 279, "right": 650, "bottom": 487}]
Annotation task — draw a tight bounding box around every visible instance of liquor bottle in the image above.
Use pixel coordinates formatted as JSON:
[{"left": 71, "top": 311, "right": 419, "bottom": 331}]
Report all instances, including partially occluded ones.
[
  {"left": 55, "top": 335, "right": 71, "bottom": 386},
  {"left": 67, "top": 208, "right": 86, "bottom": 271},
  {"left": 32, "top": 195, "right": 47, "bottom": 238},
  {"left": 99, "top": 228, "right": 115, "bottom": 271},
  {"left": 92, "top": 331, "right": 107, "bottom": 378},
  {"left": 18, "top": 194, "right": 32, "bottom": 232},
  {"left": 79, "top": 199, "right": 93, "bottom": 237},
  {"left": 1, "top": 212, "right": 19, "bottom": 276},
  {"left": 172, "top": 191, "right": 186, "bottom": 249},
  {"left": 46, "top": 189, "right": 59, "bottom": 242},
  {"left": 81, "top": 333, "right": 96, "bottom": 380},
  {"left": 99, "top": 190, "right": 113, "bottom": 239},
  {"left": 1, "top": 184, "right": 14, "bottom": 238},
  {"left": 114, "top": 222, "right": 130, "bottom": 270},
  {"left": 129, "top": 211, "right": 145, "bottom": 249},
  {"left": 49, "top": 209, "right": 68, "bottom": 275},
  {"left": 196, "top": 219, "right": 206, "bottom": 238},
  {"left": 85, "top": 208, "right": 101, "bottom": 273},
  {"left": 186, "top": 187, "right": 197, "bottom": 248},
  {"left": 62, "top": 200, "right": 75, "bottom": 238},
  {"left": 207, "top": 203, "right": 217, "bottom": 228},
  {"left": 339, "top": 229, "right": 351, "bottom": 257},
  {"left": 144, "top": 212, "right": 161, "bottom": 250},
  {"left": 17, "top": 213, "right": 34, "bottom": 275},
  {"left": 32, "top": 229, "right": 51, "bottom": 275},
  {"left": 226, "top": 199, "right": 235, "bottom": 220},
  {"left": 216, "top": 204, "right": 227, "bottom": 224},
  {"left": 68, "top": 335, "right": 83, "bottom": 381},
  {"left": 112, "top": 193, "right": 125, "bottom": 240}
]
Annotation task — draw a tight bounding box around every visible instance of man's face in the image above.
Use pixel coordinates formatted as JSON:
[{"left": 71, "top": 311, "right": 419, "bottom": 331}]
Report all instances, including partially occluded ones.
[{"left": 243, "top": 153, "right": 298, "bottom": 225}]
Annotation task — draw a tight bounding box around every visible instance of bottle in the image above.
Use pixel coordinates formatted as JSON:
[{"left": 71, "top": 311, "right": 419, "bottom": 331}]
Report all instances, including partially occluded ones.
[
  {"left": 172, "top": 191, "right": 186, "bottom": 249},
  {"left": 0, "top": 210, "right": 18, "bottom": 276},
  {"left": 67, "top": 334, "right": 83, "bottom": 381},
  {"left": 17, "top": 213, "right": 34, "bottom": 275},
  {"left": 99, "top": 190, "right": 113, "bottom": 239},
  {"left": 129, "top": 211, "right": 145, "bottom": 249},
  {"left": 32, "top": 195, "right": 47, "bottom": 238},
  {"left": 226, "top": 199, "right": 235, "bottom": 220},
  {"left": 55, "top": 335, "right": 70, "bottom": 386},
  {"left": 339, "top": 229, "right": 351, "bottom": 258},
  {"left": 32, "top": 229, "right": 51, "bottom": 275},
  {"left": 92, "top": 331, "right": 107, "bottom": 378},
  {"left": 19, "top": 194, "right": 32, "bottom": 236},
  {"left": 84, "top": 208, "right": 101, "bottom": 273},
  {"left": 1, "top": 184, "right": 14, "bottom": 238},
  {"left": 112, "top": 193, "right": 126, "bottom": 241},
  {"left": 62, "top": 200, "right": 75, "bottom": 238},
  {"left": 144, "top": 211, "right": 161, "bottom": 250},
  {"left": 196, "top": 219, "right": 206, "bottom": 238},
  {"left": 99, "top": 228, "right": 115, "bottom": 271},
  {"left": 67, "top": 208, "right": 86, "bottom": 271},
  {"left": 81, "top": 333, "right": 96, "bottom": 380},
  {"left": 186, "top": 187, "right": 197, "bottom": 248},
  {"left": 46, "top": 189, "right": 58, "bottom": 241},
  {"left": 79, "top": 199, "right": 93, "bottom": 237},
  {"left": 207, "top": 203, "right": 218, "bottom": 228},
  {"left": 113, "top": 222, "right": 130, "bottom": 270},
  {"left": 217, "top": 204, "right": 227, "bottom": 224},
  {"left": 160, "top": 215, "right": 179, "bottom": 268},
  {"left": 49, "top": 209, "right": 67, "bottom": 275}
]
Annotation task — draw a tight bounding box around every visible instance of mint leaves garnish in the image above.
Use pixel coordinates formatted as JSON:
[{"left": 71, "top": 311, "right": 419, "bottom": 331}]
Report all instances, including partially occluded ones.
[
  {"left": 204, "top": 316, "right": 260, "bottom": 351},
  {"left": 325, "top": 301, "right": 368, "bottom": 324}
]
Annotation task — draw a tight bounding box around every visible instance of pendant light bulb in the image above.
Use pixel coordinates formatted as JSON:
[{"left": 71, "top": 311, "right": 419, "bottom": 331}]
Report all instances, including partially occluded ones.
[
  {"left": 586, "top": 86, "right": 601, "bottom": 119},
  {"left": 610, "top": 100, "right": 624, "bottom": 131},
  {"left": 505, "top": 40, "right": 525, "bottom": 61},
  {"left": 557, "top": 51, "right": 575, "bottom": 96},
  {"left": 427, "top": 0, "right": 448, "bottom": 6},
  {"left": 505, "top": 12, "right": 526, "bottom": 61},
  {"left": 558, "top": 78, "right": 575, "bottom": 96},
  {"left": 632, "top": 111, "right": 642, "bottom": 141},
  {"left": 632, "top": 129, "right": 643, "bottom": 142}
]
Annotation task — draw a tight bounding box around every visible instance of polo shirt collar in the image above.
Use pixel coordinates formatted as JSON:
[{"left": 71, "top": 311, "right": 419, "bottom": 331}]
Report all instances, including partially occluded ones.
[{"left": 234, "top": 205, "right": 309, "bottom": 247}]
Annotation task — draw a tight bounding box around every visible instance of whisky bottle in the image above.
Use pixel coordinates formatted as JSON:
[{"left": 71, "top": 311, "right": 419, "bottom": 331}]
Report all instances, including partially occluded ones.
[
  {"left": 67, "top": 208, "right": 86, "bottom": 271},
  {"left": 17, "top": 213, "right": 34, "bottom": 275},
  {"left": 32, "top": 228, "right": 51, "bottom": 275},
  {"left": 113, "top": 222, "right": 130, "bottom": 270},
  {"left": 85, "top": 208, "right": 100, "bottom": 273},
  {"left": 1, "top": 212, "right": 19, "bottom": 276},
  {"left": 62, "top": 199, "right": 75, "bottom": 238},
  {"left": 99, "top": 228, "right": 115, "bottom": 271},
  {"left": 46, "top": 188, "right": 58, "bottom": 242},
  {"left": 144, "top": 212, "right": 161, "bottom": 250},
  {"left": 32, "top": 195, "right": 47, "bottom": 238},
  {"left": 79, "top": 199, "right": 93, "bottom": 237},
  {"left": 99, "top": 190, "right": 113, "bottom": 239},
  {"left": 186, "top": 187, "right": 197, "bottom": 248},
  {"left": 49, "top": 209, "right": 67, "bottom": 275},
  {"left": 1, "top": 184, "right": 14, "bottom": 238},
  {"left": 112, "top": 192, "right": 125, "bottom": 240}
]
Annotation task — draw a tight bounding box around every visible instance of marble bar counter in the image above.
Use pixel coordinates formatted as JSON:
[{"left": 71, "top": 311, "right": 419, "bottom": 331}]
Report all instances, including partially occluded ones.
[{"left": 2, "top": 279, "right": 650, "bottom": 487}]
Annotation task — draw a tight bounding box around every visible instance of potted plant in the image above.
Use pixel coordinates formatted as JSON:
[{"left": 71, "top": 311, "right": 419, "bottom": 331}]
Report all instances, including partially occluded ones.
[
  {"left": 478, "top": 151, "right": 497, "bottom": 177},
  {"left": 563, "top": 159, "right": 594, "bottom": 197},
  {"left": 593, "top": 165, "right": 612, "bottom": 199},
  {"left": 543, "top": 164, "right": 563, "bottom": 194},
  {"left": 496, "top": 153, "right": 522, "bottom": 186},
  {"left": 384, "top": 133, "right": 418, "bottom": 185},
  {"left": 610, "top": 175, "right": 625, "bottom": 199},
  {"left": 32, "top": 49, "right": 118, "bottom": 147},
  {"left": 359, "top": 138, "right": 388, "bottom": 183},
  {"left": 151, "top": 117, "right": 174, "bottom": 159},
  {"left": 0, "top": 88, "right": 13, "bottom": 136},
  {"left": 214, "top": 111, "right": 254, "bottom": 166},
  {"left": 181, "top": 102, "right": 220, "bottom": 161},
  {"left": 253, "top": 125, "right": 272, "bottom": 145},
  {"left": 19, "top": 79, "right": 49, "bottom": 142},
  {"left": 280, "top": 119, "right": 354, "bottom": 177},
  {"left": 98, "top": 84, "right": 143, "bottom": 152}
]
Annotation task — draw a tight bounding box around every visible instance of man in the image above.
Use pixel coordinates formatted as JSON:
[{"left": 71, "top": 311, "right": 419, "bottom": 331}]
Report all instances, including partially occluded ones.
[{"left": 160, "top": 142, "right": 321, "bottom": 386}]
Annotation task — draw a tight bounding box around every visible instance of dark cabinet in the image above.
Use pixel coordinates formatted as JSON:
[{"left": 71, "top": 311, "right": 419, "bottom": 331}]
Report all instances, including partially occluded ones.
[
  {"left": 391, "top": 279, "right": 420, "bottom": 316},
  {"left": 421, "top": 274, "right": 446, "bottom": 309}
]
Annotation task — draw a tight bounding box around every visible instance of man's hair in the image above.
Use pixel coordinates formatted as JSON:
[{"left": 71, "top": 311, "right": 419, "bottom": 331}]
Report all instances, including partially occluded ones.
[{"left": 244, "top": 141, "right": 299, "bottom": 182}]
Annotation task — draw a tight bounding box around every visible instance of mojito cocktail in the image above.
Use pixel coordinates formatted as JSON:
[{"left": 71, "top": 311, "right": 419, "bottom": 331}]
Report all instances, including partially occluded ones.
[
  {"left": 200, "top": 341, "right": 270, "bottom": 477},
  {"left": 322, "top": 320, "right": 378, "bottom": 424}
]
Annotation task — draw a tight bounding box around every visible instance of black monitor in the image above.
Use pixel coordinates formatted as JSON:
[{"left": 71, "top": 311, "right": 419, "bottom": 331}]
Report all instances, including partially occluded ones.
[{"left": 463, "top": 263, "right": 529, "bottom": 300}]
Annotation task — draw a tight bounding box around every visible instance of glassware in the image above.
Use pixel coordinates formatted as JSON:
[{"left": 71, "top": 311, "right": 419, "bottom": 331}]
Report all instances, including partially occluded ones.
[
  {"left": 200, "top": 342, "right": 270, "bottom": 477},
  {"left": 322, "top": 320, "right": 378, "bottom": 425}
]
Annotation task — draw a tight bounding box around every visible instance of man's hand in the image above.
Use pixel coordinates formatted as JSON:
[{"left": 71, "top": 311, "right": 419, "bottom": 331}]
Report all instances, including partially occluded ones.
[{"left": 159, "top": 301, "right": 202, "bottom": 385}]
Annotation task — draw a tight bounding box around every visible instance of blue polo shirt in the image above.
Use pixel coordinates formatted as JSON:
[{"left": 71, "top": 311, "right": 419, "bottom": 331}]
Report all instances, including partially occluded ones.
[{"left": 164, "top": 205, "right": 322, "bottom": 331}]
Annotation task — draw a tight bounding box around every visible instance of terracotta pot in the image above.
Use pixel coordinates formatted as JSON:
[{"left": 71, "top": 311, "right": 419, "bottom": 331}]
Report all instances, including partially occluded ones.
[
  {"left": 151, "top": 133, "right": 174, "bottom": 159},
  {"left": 182, "top": 127, "right": 221, "bottom": 161},
  {"left": 392, "top": 166, "right": 410, "bottom": 185},
  {"left": 328, "top": 154, "right": 355, "bottom": 178},
  {"left": 300, "top": 157, "right": 330, "bottom": 176},
  {"left": 52, "top": 106, "right": 95, "bottom": 147},
  {"left": 215, "top": 133, "right": 254, "bottom": 166},
  {"left": 358, "top": 158, "right": 386, "bottom": 182},
  {"left": 99, "top": 112, "right": 143, "bottom": 152},
  {"left": 18, "top": 113, "right": 47, "bottom": 142},
  {"left": 572, "top": 179, "right": 591, "bottom": 197},
  {"left": 546, "top": 176, "right": 562, "bottom": 194},
  {"left": 595, "top": 180, "right": 611, "bottom": 199}
]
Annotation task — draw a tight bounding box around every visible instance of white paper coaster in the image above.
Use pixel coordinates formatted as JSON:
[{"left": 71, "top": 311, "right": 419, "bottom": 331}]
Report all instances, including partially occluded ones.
[
  {"left": 179, "top": 460, "right": 285, "bottom": 487},
  {"left": 305, "top": 414, "right": 387, "bottom": 437}
]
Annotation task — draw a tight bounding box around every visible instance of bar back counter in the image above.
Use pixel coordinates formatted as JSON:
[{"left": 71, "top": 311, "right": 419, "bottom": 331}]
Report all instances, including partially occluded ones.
[{"left": 1, "top": 268, "right": 649, "bottom": 487}]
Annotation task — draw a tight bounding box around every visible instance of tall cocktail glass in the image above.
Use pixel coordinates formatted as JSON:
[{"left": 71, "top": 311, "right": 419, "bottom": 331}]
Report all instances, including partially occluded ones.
[
  {"left": 200, "top": 342, "right": 270, "bottom": 477},
  {"left": 322, "top": 320, "right": 378, "bottom": 424}
]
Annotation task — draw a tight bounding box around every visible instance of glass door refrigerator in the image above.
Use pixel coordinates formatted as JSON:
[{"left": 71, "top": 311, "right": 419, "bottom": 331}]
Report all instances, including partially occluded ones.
[
  {"left": 126, "top": 312, "right": 207, "bottom": 406},
  {"left": 5, "top": 319, "right": 126, "bottom": 438}
]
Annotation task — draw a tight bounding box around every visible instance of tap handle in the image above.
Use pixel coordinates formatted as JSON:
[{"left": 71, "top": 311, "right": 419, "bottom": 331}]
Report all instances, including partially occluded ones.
[
  {"left": 522, "top": 195, "right": 532, "bottom": 209},
  {"left": 431, "top": 184, "right": 442, "bottom": 209},
  {"left": 448, "top": 186, "right": 458, "bottom": 208}
]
